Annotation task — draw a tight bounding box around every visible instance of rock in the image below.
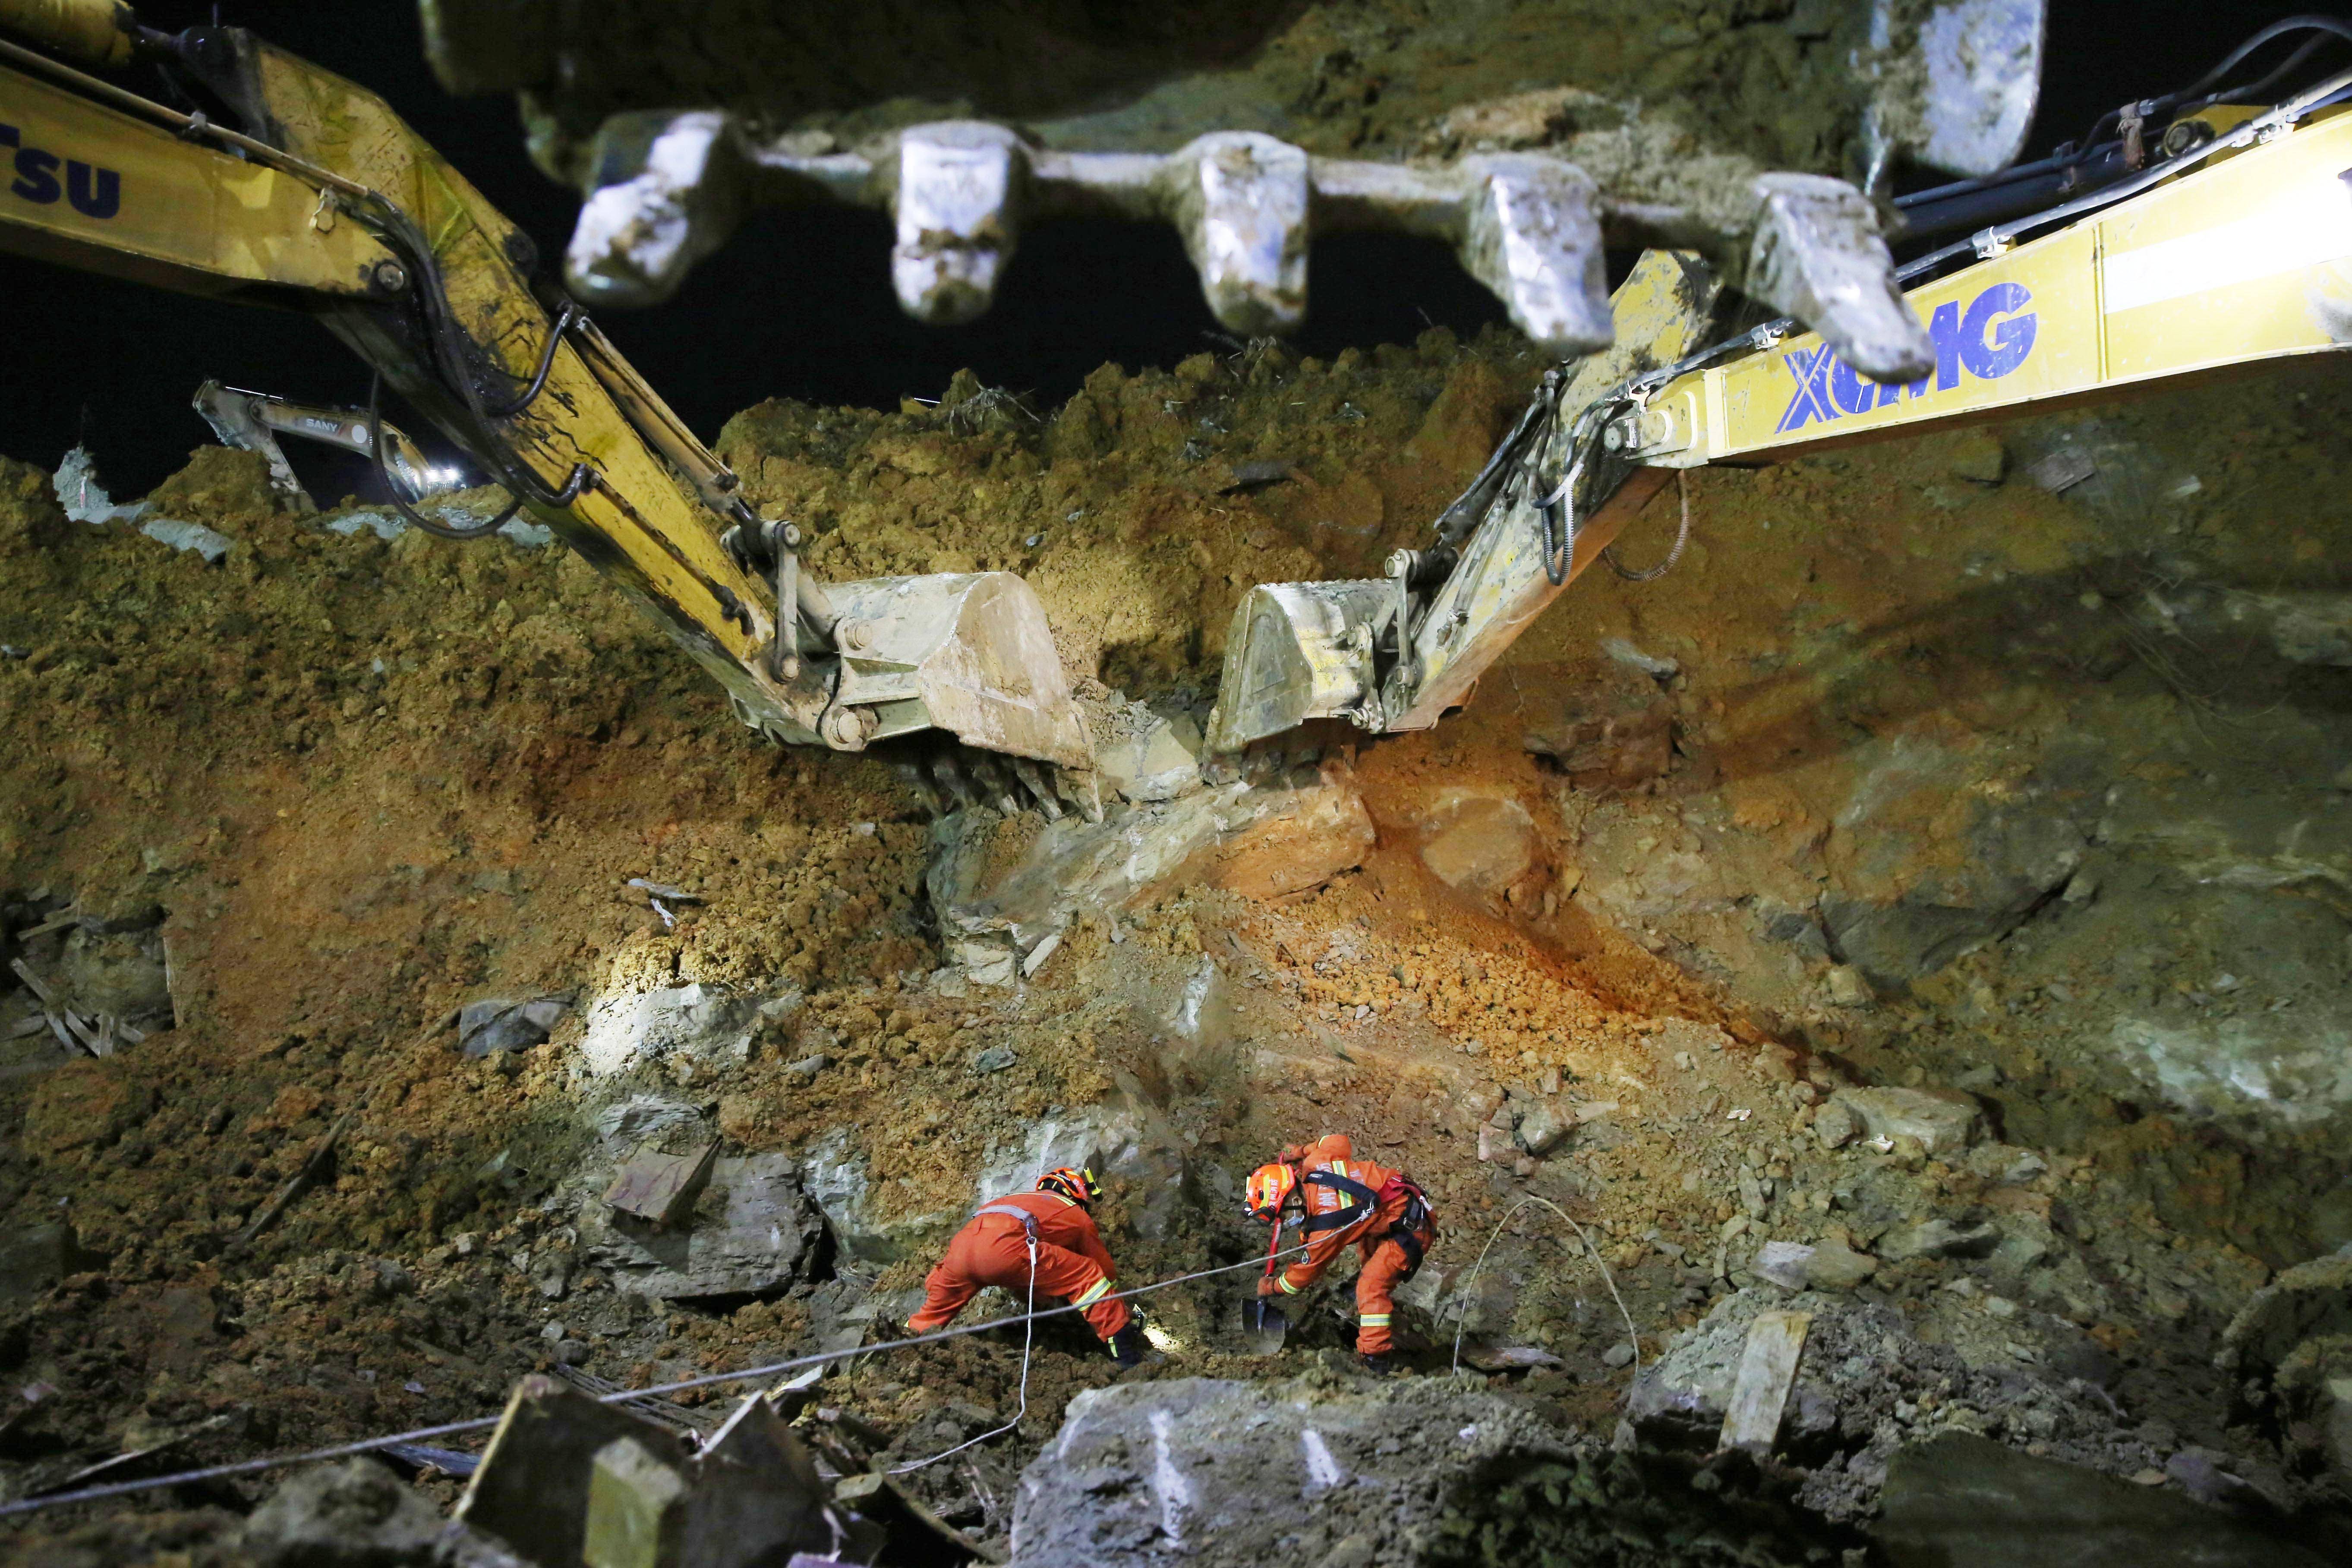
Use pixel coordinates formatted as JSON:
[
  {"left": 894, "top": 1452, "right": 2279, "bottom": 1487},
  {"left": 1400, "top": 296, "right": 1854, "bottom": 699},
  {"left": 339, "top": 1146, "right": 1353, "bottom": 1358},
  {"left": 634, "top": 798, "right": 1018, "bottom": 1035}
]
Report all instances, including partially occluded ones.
[
  {"left": 141, "top": 516, "right": 234, "bottom": 565},
  {"left": 1523, "top": 697, "right": 1672, "bottom": 792},
  {"left": 1801, "top": 1238, "right": 1879, "bottom": 1291},
  {"left": 51, "top": 923, "right": 175, "bottom": 1028},
  {"left": 1415, "top": 791, "right": 1538, "bottom": 894},
  {"left": 1008, "top": 1376, "right": 1575, "bottom": 1565},
  {"left": 1204, "top": 781, "right": 1377, "bottom": 901},
  {"left": 592, "top": 1096, "right": 705, "bottom": 1147},
  {"left": 1833, "top": 1086, "right": 1980, "bottom": 1155},
  {"left": 241, "top": 1458, "right": 448, "bottom": 1567},
  {"left": 927, "top": 774, "right": 1371, "bottom": 981},
  {"left": 463, "top": 1378, "right": 830, "bottom": 1568},
  {"left": 1945, "top": 429, "right": 2008, "bottom": 484},
  {"left": 602, "top": 1141, "right": 718, "bottom": 1228},
  {"left": 969, "top": 1044, "right": 1017, "bottom": 1074},
  {"left": 1755, "top": 1241, "right": 1813, "bottom": 1290},
  {"left": 1812, "top": 1100, "right": 1859, "bottom": 1150},
  {"left": 782, "top": 1053, "right": 829, "bottom": 1080},
  {"left": 1602, "top": 1341, "right": 1635, "bottom": 1368},
  {"left": 583, "top": 1153, "right": 823, "bottom": 1298},
  {"left": 0, "top": 1221, "right": 88, "bottom": 1305},
  {"left": 577, "top": 984, "right": 762, "bottom": 1077},
  {"left": 1825, "top": 965, "right": 1874, "bottom": 1008},
  {"left": 1823, "top": 775, "right": 2087, "bottom": 989},
  {"left": 1877, "top": 1431, "right": 2327, "bottom": 1567},
  {"left": 1096, "top": 713, "right": 1204, "bottom": 803},
  {"left": 1512, "top": 1101, "right": 1569, "bottom": 1158},
  {"left": 1737, "top": 1164, "right": 1769, "bottom": 1220},
  {"left": 974, "top": 1093, "right": 1192, "bottom": 1239},
  {"left": 460, "top": 995, "right": 570, "bottom": 1057},
  {"left": 800, "top": 1129, "right": 955, "bottom": 1264},
  {"left": 1879, "top": 1219, "right": 2000, "bottom": 1263}
]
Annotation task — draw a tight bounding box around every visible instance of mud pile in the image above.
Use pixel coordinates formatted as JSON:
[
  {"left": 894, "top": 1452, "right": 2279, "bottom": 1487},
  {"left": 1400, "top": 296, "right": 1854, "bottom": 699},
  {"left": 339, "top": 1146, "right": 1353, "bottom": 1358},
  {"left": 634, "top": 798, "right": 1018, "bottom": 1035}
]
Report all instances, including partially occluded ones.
[{"left": 4, "top": 322, "right": 2352, "bottom": 1562}]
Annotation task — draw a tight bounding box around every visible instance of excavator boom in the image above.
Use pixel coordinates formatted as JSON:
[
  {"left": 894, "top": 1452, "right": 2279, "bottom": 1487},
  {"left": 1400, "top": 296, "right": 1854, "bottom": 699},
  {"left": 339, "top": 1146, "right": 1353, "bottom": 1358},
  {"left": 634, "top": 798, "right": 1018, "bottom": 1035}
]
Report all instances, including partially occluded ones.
[{"left": 0, "top": 3, "right": 1092, "bottom": 793}]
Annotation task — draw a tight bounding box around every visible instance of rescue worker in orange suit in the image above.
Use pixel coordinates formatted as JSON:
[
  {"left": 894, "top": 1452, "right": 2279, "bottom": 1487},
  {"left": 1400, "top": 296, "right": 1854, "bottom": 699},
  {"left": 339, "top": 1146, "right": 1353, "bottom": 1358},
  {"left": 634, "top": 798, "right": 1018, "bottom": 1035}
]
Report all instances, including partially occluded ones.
[
  {"left": 1245, "top": 1134, "right": 1437, "bottom": 1374},
  {"left": 907, "top": 1166, "right": 1148, "bottom": 1366}
]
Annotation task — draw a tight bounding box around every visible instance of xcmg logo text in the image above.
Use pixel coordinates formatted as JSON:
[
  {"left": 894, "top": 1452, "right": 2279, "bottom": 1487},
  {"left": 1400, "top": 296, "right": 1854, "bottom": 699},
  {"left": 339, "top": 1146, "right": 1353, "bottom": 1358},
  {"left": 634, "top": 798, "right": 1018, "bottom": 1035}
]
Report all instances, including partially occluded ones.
[
  {"left": 0, "top": 122, "right": 121, "bottom": 218},
  {"left": 1777, "top": 282, "right": 2037, "bottom": 432}
]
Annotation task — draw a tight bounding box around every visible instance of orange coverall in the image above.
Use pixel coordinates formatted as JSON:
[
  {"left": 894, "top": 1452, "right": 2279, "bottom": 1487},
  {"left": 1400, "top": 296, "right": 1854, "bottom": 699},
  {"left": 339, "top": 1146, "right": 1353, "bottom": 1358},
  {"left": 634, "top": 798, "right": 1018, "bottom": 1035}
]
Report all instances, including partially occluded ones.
[
  {"left": 908, "top": 1188, "right": 1131, "bottom": 1342},
  {"left": 1270, "top": 1134, "right": 1433, "bottom": 1356}
]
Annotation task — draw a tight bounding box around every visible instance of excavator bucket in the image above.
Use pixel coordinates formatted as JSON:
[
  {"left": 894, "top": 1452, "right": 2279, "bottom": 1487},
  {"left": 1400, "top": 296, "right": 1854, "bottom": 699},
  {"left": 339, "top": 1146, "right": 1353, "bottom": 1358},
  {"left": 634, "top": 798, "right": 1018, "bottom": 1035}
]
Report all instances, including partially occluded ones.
[{"left": 821, "top": 571, "right": 1093, "bottom": 770}]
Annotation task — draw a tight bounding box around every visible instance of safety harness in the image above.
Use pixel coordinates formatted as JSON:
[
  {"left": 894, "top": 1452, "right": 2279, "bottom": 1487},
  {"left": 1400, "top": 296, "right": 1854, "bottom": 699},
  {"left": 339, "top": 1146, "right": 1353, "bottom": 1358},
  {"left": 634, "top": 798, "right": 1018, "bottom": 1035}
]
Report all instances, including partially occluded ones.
[
  {"left": 973, "top": 1196, "right": 1115, "bottom": 1314},
  {"left": 1297, "top": 1165, "right": 1438, "bottom": 1280}
]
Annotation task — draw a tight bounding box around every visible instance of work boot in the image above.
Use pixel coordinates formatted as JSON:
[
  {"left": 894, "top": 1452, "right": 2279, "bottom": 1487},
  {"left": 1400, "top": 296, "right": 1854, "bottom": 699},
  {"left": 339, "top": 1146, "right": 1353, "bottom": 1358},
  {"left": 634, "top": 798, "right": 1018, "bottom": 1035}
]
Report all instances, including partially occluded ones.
[
  {"left": 1108, "top": 1325, "right": 1148, "bottom": 1368},
  {"left": 1359, "top": 1351, "right": 1396, "bottom": 1377}
]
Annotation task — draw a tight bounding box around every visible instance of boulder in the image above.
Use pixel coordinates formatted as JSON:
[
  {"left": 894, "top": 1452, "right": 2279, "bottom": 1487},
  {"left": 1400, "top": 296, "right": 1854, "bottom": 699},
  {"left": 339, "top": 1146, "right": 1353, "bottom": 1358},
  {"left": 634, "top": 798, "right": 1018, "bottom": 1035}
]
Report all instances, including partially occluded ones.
[
  {"left": 1512, "top": 1101, "right": 1570, "bottom": 1158},
  {"left": 241, "top": 1458, "right": 452, "bottom": 1567},
  {"left": 928, "top": 773, "right": 1372, "bottom": 983},
  {"left": 1833, "top": 1087, "right": 1980, "bottom": 1155},
  {"left": 1801, "top": 1238, "right": 1880, "bottom": 1292},
  {"left": 582, "top": 1153, "right": 824, "bottom": 1299},
  {"left": 1008, "top": 1376, "right": 1574, "bottom": 1565},
  {"left": 1096, "top": 713, "right": 1204, "bottom": 803},
  {"left": 1812, "top": 1100, "right": 1860, "bottom": 1150},
  {"left": 1415, "top": 791, "right": 1538, "bottom": 894},
  {"left": 577, "top": 984, "right": 761, "bottom": 1077},
  {"left": 0, "top": 1221, "right": 88, "bottom": 1305}
]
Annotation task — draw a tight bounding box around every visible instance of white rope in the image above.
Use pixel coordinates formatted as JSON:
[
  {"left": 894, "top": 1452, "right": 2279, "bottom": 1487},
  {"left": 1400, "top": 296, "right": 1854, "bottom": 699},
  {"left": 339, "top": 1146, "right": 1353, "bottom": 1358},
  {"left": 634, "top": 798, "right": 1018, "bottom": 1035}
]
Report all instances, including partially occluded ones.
[
  {"left": 888, "top": 1233, "right": 1038, "bottom": 1474},
  {"left": 0, "top": 1240, "right": 1314, "bottom": 1521},
  {"left": 1447, "top": 1195, "right": 1641, "bottom": 1382}
]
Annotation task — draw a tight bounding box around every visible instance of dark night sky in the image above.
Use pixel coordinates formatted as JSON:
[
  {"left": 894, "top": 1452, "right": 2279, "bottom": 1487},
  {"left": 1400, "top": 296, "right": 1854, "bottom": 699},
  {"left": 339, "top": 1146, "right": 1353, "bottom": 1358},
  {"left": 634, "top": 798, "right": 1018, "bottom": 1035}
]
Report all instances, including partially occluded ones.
[{"left": 0, "top": 1, "right": 2338, "bottom": 497}]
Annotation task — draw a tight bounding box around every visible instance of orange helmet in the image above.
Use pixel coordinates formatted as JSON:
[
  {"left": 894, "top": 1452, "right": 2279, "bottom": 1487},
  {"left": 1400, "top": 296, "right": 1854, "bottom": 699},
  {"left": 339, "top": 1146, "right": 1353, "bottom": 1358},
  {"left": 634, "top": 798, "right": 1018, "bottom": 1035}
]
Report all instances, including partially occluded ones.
[
  {"left": 1244, "top": 1162, "right": 1297, "bottom": 1223},
  {"left": 1037, "top": 1166, "right": 1102, "bottom": 1208}
]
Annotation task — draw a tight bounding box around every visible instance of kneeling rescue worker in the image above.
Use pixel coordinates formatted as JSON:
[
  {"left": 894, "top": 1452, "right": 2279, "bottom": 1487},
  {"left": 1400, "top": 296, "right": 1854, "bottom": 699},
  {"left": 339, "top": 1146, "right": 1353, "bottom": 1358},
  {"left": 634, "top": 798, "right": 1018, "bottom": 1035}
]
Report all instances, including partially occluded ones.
[
  {"left": 908, "top": 1166, "right": 1148, "bottom": 1367},
  {"left": 1247, "top": 1134, "right": 1437, "bottom": 1374}
]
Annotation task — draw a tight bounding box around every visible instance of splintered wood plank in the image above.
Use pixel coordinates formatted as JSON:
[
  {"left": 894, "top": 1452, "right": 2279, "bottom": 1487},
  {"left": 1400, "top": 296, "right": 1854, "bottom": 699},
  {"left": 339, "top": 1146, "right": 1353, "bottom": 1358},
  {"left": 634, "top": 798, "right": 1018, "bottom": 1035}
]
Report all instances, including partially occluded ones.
[{"left": 1719, "top": 1309, "right": 1812, "bottom": 1454}]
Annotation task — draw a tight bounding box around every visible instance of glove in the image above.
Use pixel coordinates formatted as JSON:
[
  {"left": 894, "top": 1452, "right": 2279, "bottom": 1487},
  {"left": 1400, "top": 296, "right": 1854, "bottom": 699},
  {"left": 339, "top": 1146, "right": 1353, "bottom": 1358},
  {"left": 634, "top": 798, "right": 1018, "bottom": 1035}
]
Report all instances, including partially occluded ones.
[{"left": 1256, "top": 1275, "right": 1281, "bottom": 1299}]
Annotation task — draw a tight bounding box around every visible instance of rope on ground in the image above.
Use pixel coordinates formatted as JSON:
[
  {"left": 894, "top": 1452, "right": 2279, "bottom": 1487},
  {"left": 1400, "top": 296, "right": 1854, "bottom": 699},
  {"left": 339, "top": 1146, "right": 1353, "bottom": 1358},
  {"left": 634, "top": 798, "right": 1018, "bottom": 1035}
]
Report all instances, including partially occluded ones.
[
  {"left": 0, "top": 1241, "right": 1314, "bottom": 1522},
  {"left": 1446, "top": 1195, "right": 1641, "bottom": 1382},
  {"left": 888, "top": 1232, "right": 1037, "bottom": 1475}
]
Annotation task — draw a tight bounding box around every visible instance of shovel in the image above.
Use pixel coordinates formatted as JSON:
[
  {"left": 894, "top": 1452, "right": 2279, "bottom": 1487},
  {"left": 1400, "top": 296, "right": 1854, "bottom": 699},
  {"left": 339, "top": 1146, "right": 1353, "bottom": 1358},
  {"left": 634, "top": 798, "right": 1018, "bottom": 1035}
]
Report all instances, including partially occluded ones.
[{"left": 1237, "top": 1225, "right": 1288, "bottom": 1355}]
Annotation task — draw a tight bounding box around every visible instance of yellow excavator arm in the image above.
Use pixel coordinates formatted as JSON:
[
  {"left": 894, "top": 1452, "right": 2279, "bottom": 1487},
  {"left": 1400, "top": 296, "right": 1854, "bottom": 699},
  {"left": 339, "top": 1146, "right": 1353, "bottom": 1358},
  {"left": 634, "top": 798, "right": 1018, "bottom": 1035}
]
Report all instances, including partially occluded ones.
[
  {"left": 1207, "top": 75, "right": 2352, "bottom": 754},
  {"left": 1622, "top": 99, "right": 2352, "bottom": 471},
  {"left": 0, "top": 1, "right": 1094, "bottom": 798}
]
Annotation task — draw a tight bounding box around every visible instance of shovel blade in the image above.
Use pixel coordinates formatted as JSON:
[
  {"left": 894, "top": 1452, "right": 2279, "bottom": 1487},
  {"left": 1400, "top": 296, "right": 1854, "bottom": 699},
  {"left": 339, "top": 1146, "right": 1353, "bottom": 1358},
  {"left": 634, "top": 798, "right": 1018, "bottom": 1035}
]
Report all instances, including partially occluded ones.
[{"left": 1236, "top": 1296, "right": 1287, "bottom": 1356}]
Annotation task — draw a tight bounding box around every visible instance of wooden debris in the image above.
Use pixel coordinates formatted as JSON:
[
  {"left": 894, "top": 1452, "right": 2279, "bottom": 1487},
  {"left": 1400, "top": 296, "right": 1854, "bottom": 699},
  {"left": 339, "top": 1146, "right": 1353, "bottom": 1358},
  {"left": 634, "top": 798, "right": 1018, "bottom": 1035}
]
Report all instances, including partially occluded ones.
[{"left": 230, "top": 1108, "right": 355, "bottom": 1253}]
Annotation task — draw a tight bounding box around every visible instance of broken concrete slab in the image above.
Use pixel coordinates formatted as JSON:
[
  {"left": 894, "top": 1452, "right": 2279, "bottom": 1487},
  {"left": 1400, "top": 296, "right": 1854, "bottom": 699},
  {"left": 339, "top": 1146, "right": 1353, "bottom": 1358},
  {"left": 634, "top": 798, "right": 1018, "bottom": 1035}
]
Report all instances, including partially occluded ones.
[{"left": 1833, "top": 1086, "right": 1980, "bottom": 1155}]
